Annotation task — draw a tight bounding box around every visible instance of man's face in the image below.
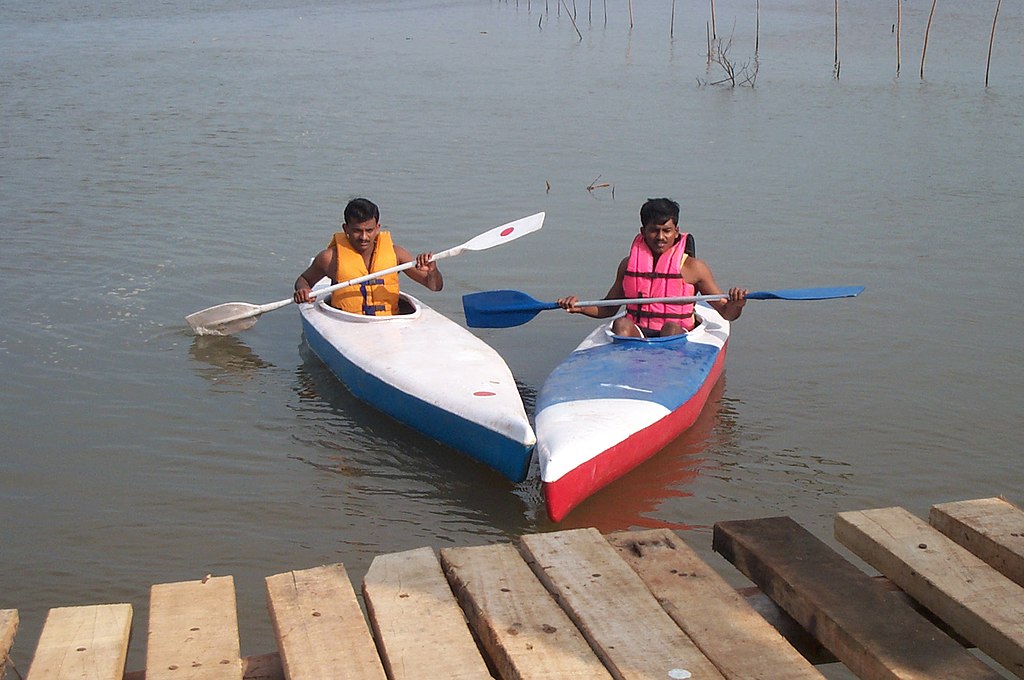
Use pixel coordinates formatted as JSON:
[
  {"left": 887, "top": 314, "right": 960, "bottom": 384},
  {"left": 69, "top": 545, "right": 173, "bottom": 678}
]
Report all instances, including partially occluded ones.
[
  {"left": 641, "top": 218, "right": 679, "bottom": 255},
  {"left": 343, "top": 218, "right": 381, "bottom": 254}
]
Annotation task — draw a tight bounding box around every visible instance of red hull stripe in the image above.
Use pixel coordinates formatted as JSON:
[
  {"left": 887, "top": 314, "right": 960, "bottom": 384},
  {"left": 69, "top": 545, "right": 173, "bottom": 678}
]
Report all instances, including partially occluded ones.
[{"left": 543, "top": 343, "right": 728, "bottom": 522}]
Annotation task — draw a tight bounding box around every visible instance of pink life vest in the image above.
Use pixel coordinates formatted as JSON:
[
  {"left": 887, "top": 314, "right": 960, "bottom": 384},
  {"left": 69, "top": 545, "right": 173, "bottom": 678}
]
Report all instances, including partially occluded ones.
[{"left": 622, "top": 232, "right": 696, "bottom": 332}]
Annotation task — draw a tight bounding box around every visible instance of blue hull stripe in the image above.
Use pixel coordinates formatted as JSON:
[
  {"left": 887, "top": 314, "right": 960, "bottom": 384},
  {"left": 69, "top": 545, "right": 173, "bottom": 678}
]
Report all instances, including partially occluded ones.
[
  {"left": 537, "top": 336, "right": 720, "bottom": 412},
  {"left": 303, "top": 317, "right": 532, "bottom": 483}
]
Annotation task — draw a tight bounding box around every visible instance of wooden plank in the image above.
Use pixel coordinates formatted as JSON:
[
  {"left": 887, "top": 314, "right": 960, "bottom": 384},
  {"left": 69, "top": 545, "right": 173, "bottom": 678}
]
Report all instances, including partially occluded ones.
[
  {"left": 836, "top": 507, "right": 1024, "bottom": 678},
  {"left": 361, "top": 546, "right": 491, "bottom": 680},
  {"left": 930, "top": 497, "right": 1024, "bottom": 588},
  {"left": 266, "top": 563, "right": 386, "bottom": 680},
  {"left": 440, "top": 542, "right": 613, "bottom": 679},
  {"left": 607, "top": 528, "right": 825, "bottom": 680},
  {"left": 1, "top": 609, "right": 17, "bottom": 680},
  {"left": 519, "top": 527, "right": 724, "bottom": 680},
  {"left": 26, "top": 603, "right": 131, "bottom": 680},
  {"left": 146, "top": 575, "right": 243, "bottom": 680},
  {"left": 715, "top": 515, "right": 1004, "bottom": 680},
  {"left": 126, "top": 652, "right": 283, "bottom": 680}
]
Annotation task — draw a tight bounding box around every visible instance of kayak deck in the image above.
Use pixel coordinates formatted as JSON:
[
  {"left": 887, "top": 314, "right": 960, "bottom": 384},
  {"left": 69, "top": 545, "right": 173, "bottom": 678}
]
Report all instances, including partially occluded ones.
[
  {"left": 537, "top": 304, "right": 730, "bottom": 521},
  {"left": 299, "top": 286, "right": 535, "bottom": 482}
]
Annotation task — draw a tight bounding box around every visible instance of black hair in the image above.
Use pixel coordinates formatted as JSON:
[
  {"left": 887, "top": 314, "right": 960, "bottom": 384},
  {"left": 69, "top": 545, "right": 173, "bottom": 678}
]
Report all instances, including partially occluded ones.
[
  {"left": 343, "top": 197, "right": 380, "bottom": 225},
  {"left": 639, "top": 198, "right": 680, "bottom": 228}
]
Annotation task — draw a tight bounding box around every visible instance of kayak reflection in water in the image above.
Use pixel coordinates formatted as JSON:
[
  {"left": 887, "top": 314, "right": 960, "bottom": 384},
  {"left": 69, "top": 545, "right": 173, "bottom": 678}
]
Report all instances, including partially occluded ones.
[
  {"left": 557, "top": 197, "right": 747, "bottom": 338},
  {"left": 293, "top": 197, "right": 443, "bottom": 316}
]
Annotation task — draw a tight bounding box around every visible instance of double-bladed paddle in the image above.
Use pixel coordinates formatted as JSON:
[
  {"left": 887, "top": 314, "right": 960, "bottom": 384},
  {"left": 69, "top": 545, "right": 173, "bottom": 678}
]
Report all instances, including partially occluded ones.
[
  {"left": 186, "top": 212, "right": 545, "bottom": 336},
  {"left": 462, "top": 285, "right": 866, "bottom": 329}
]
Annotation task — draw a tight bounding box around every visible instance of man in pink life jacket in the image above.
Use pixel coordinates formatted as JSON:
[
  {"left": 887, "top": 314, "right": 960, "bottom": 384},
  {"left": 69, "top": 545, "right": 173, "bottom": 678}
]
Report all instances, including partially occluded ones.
[{"left": 557, "top": 197, "right": 747, "bottom": 337}]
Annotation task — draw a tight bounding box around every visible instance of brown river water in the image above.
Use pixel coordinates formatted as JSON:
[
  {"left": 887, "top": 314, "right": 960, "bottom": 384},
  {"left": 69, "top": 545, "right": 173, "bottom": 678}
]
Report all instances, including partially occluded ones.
[{"left": 2, "top": 0, "right": 1022, "bottom": 673}]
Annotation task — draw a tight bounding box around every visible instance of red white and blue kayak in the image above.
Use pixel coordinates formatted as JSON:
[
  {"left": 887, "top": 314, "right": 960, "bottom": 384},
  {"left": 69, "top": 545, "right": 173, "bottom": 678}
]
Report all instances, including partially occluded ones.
[
  {"left": 299, "top": 282, "right": 536, "bottom": 482},
  {"left": 536, "top": 302, "right": 730, "bottom": 521}
]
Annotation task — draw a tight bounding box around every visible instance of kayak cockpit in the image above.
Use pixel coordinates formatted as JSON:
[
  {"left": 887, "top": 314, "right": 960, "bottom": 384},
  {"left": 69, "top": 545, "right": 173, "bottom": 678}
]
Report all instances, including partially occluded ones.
[{"left": 309, "top": 280, "right": 423, "bottom": 324}]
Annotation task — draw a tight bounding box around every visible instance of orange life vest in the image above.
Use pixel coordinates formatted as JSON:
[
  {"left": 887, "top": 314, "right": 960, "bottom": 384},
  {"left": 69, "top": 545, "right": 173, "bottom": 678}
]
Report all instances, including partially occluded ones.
[
  {"left": 329, "top": 230, "right": 400, "bottom": 315},
  {"left": 621, "top": 232, "right": 696, "bottom": 332}
]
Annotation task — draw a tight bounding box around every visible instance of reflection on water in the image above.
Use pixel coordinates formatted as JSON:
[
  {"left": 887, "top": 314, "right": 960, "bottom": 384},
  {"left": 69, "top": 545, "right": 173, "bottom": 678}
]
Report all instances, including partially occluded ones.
[
  {"left": 291, "top": 340, "right": 536, "bottom": 535},
  {"left": 188, "top": 334, "right": 273, "bottom": 382}
]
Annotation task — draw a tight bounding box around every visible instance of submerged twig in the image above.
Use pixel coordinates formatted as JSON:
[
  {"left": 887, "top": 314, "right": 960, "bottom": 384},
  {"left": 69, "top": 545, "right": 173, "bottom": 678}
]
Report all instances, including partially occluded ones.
[{"left": 587, "top": 175, "right": 610, "bottom": 191}]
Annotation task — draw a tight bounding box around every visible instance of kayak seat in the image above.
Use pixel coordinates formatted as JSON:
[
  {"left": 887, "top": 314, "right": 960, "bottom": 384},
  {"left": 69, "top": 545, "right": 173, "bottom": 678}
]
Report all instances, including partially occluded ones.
[{"left": 397, "top": 296, "right": 416, "bottom": 315}]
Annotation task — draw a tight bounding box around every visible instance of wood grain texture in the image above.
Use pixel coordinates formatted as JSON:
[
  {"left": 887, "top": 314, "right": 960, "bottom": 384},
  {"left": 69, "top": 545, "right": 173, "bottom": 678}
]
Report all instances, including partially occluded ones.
[
  {"left": 716, "top": 515, "right": 1004, "bottom": 680},
  {"left": 266, "top": 563, "right": 386, "bottom": 680},
  {"left": 837, "top": 506, "right": 1024, "bottom": 678},
  {"left": 27, "top": 604, "right": 131, "bottom": 680},
  {"left": 146, "top": 576, "right": 242, "bottom": 680},
  {"left": 931, "top": 497, "right": 1024, "bottom": 588},
  {"left": 520, "top": 527, "right": 724, "bottom": 680},
  {"left": 441, "top": 542, "right": 613, "bottom": 679},
  {"left": 608, "top": 528, "right": 825, "bottom": 680},
  {"left": 362, "top": 546, "right": 491, "bottom": 680}
]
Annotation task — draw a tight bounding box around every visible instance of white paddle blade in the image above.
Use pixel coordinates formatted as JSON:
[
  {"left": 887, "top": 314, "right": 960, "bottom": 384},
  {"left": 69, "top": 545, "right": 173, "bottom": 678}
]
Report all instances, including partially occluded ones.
[
  {"left": 186, "top": 302, "right": 263, "bottom": 336},
  {"left": 458, "top": 212, "right": 545, "bottom": 253}
]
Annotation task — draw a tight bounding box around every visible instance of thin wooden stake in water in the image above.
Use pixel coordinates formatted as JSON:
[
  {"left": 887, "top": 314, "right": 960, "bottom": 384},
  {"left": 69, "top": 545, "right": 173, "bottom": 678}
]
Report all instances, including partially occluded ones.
[
  {"left": 986, "top": 0, "right": 1002, "bottom": 86},
  {"left": 706, "top": 21, "right": 712, "bottom": 64},
  {"left": 628, "top": 0, "right": 633, "bottom": 29},
  {"left": 710, "top": 0, "right": 717, "bottom": 39},
  {"left": 561, "top": 0, "right": 583, "bottom": 40},
  {"left": 671, "top": 0, "right": 676, "bottom": 39},
  {"left": 756, "top": 0, "right": 761, "bottom": 55},
  {"left": 921, "top": 0, "right": 938, "bottom": 80},
  {"left": 896, "top": 0, "right": 902, "bottom": 75},
  {"left": 833, "top": 0, "right": 841, "bottom": 79}
]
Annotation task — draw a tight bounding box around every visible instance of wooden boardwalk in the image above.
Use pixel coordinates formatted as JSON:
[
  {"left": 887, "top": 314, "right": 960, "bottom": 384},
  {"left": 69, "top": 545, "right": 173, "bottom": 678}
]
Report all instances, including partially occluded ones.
[{"left": 4, "top": 496, "right": 1023, "bottom": 679}]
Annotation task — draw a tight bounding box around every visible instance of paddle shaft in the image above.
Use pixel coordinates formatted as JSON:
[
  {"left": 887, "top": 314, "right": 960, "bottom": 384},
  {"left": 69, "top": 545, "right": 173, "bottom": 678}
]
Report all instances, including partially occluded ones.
[
  {"left": 213, "top": 249, "right": 460, "bottom": 327},
  {"left": 189, "top": 211, "right": 545, "bottom": 333},
  {"left": 572, "top": 293, "right": 728, "bottom": 309}
]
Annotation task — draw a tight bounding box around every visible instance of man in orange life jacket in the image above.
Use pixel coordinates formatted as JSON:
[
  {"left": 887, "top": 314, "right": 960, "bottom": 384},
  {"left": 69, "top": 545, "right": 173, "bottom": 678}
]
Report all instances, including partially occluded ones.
[
  {"left": 293, "top": 197, "right": 443, "bottom": 313},
  {"left": 557, "top": 198, "right": 747, "bottom": 337}
]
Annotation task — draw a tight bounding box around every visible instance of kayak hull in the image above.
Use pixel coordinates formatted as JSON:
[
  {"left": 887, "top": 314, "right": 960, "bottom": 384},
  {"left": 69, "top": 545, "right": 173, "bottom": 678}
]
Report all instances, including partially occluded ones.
[
  {"left": 299, "top": 286, "right": 535, "bottom": 482},
  {"left": 537, "top": 303, "right": 730, "bottom": 521}
]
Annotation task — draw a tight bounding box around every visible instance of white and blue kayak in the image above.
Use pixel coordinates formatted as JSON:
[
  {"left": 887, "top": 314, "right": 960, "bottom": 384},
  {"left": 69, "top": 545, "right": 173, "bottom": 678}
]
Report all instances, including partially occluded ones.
[
  {"left": 536, "top": 302, "right": 730, "bottom": 521},
  {"left": 299, "top": 282, "right": 536, "bottom": 482}
]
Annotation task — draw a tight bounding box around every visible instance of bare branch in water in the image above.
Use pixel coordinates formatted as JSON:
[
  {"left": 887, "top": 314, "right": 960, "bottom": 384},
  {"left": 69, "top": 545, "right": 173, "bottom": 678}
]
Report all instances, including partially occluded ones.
[
  {"left": 986, "top": 0, "right": 1002, "bottom": 86},
  {"left": 921, "top": 0, "right": 938, "bottom": 80}
]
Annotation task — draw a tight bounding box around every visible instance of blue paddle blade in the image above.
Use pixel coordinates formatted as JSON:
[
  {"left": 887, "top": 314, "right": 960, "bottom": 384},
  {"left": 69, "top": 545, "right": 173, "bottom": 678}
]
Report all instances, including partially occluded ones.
[
  {"left": 748, "top": 285, "right": 865, "bottom": 300},
  {"left": 462, "top": 290, "right": 559, "bottom": 328}
]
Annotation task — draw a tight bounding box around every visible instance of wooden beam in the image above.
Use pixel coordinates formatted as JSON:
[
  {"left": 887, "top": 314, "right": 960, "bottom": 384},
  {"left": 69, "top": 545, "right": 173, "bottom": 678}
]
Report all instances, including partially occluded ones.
[
  {"left": 146, "top": 575, "right": 243, "bottom": 680},
  {"left": 520, "top": 527, "right": 725, "bottom": 680},
  {"left": 608, "top": 528, "right": 826, "bottom": 679},
  {"left": 266, "top": 563, "right": 386, "bottom": 680},
  {"left": 441, "top": 542, "right": 613, "bottom": 679},
  {"left": 362, "top": 547, "right": 491, "bottom": 680},
  {"left": 836, "top": 507, "right": 1024, "bottom": 678},
  {"left": 715, "top": 515, "right": 1004, "bottom": 680},
  {"left": 27, "top": 604, "right": 131, "bottom": 680},
  {"left": 930, "top": 497, "right": 1024, "bottom": 587}
]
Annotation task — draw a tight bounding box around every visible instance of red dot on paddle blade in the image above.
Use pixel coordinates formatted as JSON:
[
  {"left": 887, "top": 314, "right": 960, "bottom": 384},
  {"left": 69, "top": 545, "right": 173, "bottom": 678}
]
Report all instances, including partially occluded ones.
[
  {"left": 500, "top": 227, "right": 514, "bottom": 237},
  {"left": 474, "top": 391, "right": 496, "bottom": 397}
]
